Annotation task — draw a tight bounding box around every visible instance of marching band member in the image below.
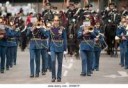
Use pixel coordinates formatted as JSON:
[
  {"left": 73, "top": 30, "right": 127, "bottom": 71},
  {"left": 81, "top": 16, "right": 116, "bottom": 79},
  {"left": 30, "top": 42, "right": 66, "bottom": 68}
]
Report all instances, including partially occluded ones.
[
  {"left": 78, "top": 19, "right": 96, "bottom": 76},
  {"left": 6, "top": 20, "right": 20, "bottom": 69},
  {"left": 26, "top": 19, "right": 49, "bottom": 78},
  {"left": 0, "top": 17, "right": 15, "bottom": 73},
  {"left": 48, "top": 15, "right": 67, "bottom": 82},
  {"left": 116, "top": 16, "right": 128, "bottom": 69},
  {"left": 116, "top": 17, "right": 126, "bottom": 67},
  {"left": 0, "top": 17, "right": 7, "bottom": 73},
  {"left": 121, "top": 6, "right": 128, "bottom": 17},
  {"left": 42, "top": 3, "right": 54, "bottom": 23},
  {"left": 93, "top": 22, "right": 104, "bottom": 71},
  {"left": 125, "top": 16, "right": 128, "bottom": 69},
  {"left": 38, "top": 16, "right": 49, "bottom": 75}
]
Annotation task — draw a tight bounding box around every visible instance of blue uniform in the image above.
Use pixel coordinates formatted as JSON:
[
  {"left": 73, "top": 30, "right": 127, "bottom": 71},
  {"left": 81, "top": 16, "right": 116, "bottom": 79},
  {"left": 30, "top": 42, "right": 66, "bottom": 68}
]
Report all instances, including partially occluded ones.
[
  {"left": 48, "top": 26, "right": 67, "bottom": 80},
  {"left": 77, "top": 26, "right": 96, "bottom": 76},
  {"left": 40, "top": 28, "right": 49, "bottom": 74},
  {"left": 0, "top": 27, "right": 14, "bottom": 73},
  {"left": 116, "top": 25, "right": 128, "bottom": 68},
  {"left": 6, "top": 27, "right": 20, "bottom": 69},
  {"left": 27, "top": 27, "right": 48, "bottom": 77},
  {"left": 92, "top": 27, "right": 104, "bottom": 71}
]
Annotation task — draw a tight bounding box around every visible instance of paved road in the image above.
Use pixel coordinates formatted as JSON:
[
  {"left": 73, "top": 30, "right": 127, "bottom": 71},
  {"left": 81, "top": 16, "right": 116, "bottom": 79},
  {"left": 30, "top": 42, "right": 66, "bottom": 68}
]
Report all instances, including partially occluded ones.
[{"left": 0, "top": 48, "right": 128, "bottom": 84}]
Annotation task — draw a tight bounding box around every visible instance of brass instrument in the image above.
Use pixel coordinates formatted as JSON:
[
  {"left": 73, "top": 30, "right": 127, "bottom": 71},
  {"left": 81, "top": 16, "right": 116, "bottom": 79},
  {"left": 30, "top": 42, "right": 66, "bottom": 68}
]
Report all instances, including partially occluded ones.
[
  {"left": 46, "top": 22, "right": 53, "bottom": 30},
  {"left": 83, "top": 25, "right": 94, "bottom": 33},
  {"left": 0, "top": 24, "right": 6, "bottom": 39},
  {"left": 31, "top": 21, "right": 43, "bottom": 31},
  {"left": 88, "top": 26, "right": 94, "bottom": 32}
]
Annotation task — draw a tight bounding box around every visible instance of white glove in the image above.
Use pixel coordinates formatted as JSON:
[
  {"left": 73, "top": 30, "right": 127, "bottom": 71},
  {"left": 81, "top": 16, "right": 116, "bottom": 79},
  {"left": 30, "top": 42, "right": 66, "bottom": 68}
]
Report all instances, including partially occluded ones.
[
  {"left": 115, "top": 36, "right": 120, "bottom": 40},
  {"left": 64, "top": 51, "right": 68, "bottom": 55},
  {"left": 48, "top": 52, "right": 51, "bottom": 55}
]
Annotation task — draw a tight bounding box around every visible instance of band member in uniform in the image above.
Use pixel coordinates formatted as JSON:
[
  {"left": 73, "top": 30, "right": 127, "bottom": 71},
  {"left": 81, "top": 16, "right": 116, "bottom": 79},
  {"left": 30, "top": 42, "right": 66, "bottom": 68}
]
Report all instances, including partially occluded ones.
[
  {"left": 0, "top": 17, "right": 7, "bottom": 73},
  {"left": 93, "top": 22, "right": 104, "bottom": 71},
  {"left": 78, "top": 19, "right": 96, "bottom": 76},
  {"left": 103, "top": 3, "right": 121, "bottom": 56},
  {"left": 6, "top": 19, "right": 20, "bottom": 69},
  {"left": 116, "top": 16, "right": 128, "bottom": 69},
  {"left": 42, "top": 3, "right": 54, "bottom": 23},
  {"left": 125, "top": 16, "right": 128, "bottom": 69},
  {"left": 48, "top": 15, "right": 67, "bottom": 82},
  {"left": 66, "top": 3, "right": 76, "bottom": 56},
  {"left": 0, "top": 16, "right": 15, "bottom": 73},
  {"left": 38, "top": 16, "right": 49, "bottom": 75},
  {"left": 26, "top": 20, "right": 48, "bottom": 78},
  {"left": 121, "top": 6, "right": 128, "bottom": 17}
]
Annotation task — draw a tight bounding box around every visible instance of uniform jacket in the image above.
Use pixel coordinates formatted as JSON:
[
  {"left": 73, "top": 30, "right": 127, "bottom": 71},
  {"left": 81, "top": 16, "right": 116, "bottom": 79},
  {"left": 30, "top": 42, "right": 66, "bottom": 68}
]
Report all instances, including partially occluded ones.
[
  {"left": 48, "top": 26, "right": 67, "bottom": 52},
  {"left": 77, "top": 26, "right": 96, "bottom": 51},
  {"left": 27, "top": 27, "right": 49, "bottom": 50}
]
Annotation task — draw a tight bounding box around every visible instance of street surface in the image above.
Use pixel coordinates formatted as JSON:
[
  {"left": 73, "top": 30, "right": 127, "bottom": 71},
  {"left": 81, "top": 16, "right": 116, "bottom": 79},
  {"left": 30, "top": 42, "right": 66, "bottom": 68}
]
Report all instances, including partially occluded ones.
[{"left": 0, "top": 49, "right": 128, "bottom": 84}]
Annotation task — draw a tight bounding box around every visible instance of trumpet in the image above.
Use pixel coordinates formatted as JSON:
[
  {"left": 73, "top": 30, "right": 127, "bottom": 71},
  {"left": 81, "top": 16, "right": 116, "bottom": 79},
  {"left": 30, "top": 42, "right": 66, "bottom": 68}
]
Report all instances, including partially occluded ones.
[
  {"left": 0, "top": 24, "right": 6, "bottom": 39},
  {"left": 31, "top": 21, "right": 43, "bottom": 30},
  {"left": 84, "top": 25, "right": 94, "bottom": 33}
]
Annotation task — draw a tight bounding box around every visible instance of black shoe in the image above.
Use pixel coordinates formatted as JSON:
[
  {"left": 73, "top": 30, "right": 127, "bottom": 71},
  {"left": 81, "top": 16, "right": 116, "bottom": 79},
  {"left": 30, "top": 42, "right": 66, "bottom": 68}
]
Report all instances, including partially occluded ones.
[
  {"left": 1, "top": 70, "right": 4, "bottom": 73},
  {"left": 51, "top": 78, "right": 56, "bottom": 82},
  {"left": 35, "top": 74, "right": 39, "bottom": 77},
  {"left": 14, "top": 63, "right": 16, "bottom": 65},
  {"left": 57, "top": 79, "right": 61, "bottom": 82},
  {"left": 42, "top": 72, "right": 46, "bottom": 75},
  {"left": 30, "top": 75, "right": 34, "bottom": 78},
  {"left": 96, "top": 68, "right": 99, "bottom": 71},
  {"left": 87, "top": 73, "right": 91, "bottom": 76},
  {"left": 80, "top": 73, "right": 86, "bottom": 76},
  {"left": 90, "top": 71, "right": 93, "bottom": 74},
  {"left": 10, "top": 65, "right": 13, "bottom": 68}
]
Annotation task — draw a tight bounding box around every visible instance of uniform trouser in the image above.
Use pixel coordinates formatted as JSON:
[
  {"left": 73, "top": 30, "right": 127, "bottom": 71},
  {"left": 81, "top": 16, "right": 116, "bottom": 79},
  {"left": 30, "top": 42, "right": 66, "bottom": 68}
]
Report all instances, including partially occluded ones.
[
  {"left": 120, "top": 47, "right": 125, "bottom": 66},
  {"left": 30, "top": 49, "right": 41, "bottom": 75},
  {"left": 41, "top": 49, "right": 48, "bottom": 72},
  {"left": 124, "top": 47, "right": 128, "bottom": 68},
  {"left": 14, "top": 46, "right": 18, "bottom": 64},
  {"left": 80, "top": 50, "right": 92, "bottom": 74},
  {"left": 6, "top": 46, "right": 16, "bottom": 68},
  {"left": 48, "top": 54, "right": 52, "bottom": 70},
  {"left": 93, "top": 51, "right": 101, "bottom": 69},
  {"left": 68, "top": 44, "right": 75, "bottom": 55},
  {"left": 51, "top": 51, "right": 63, "bottom": 79},
  {"left": 0, "top": 46, "right": 6, "bottom": 71},
  {"left": 90, "top": 51, "right": 94, "bottom": 71}
]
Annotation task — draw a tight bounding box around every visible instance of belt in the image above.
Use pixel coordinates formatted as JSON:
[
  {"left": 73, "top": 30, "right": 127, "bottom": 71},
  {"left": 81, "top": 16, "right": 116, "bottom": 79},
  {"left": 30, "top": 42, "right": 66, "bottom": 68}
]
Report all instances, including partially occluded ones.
[
  {"left": 52, "top": 39, "right": 63, "bottom": 42},
  {"left": 83, "top": 37, "right": 91, "bottom": 40},
  {"left": 7, "top": 38, "right": 15, "bottom": 41},
  {"left": 81, "top": 40, "right": 93, "bottom": 42},
  {"left": 31, "top": 38, "right": 42, "bottom": 40},
  {"left": 41, "top": 39, "right": 47, "bottom": 41}
]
